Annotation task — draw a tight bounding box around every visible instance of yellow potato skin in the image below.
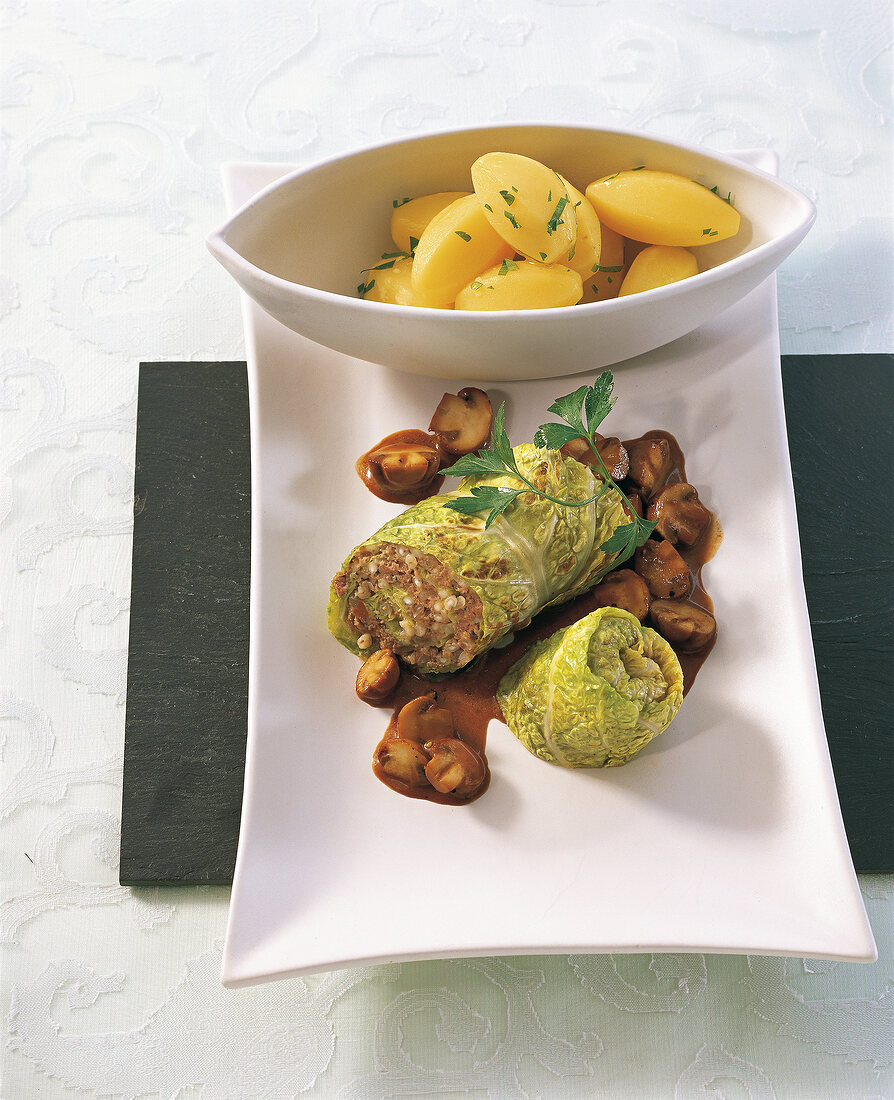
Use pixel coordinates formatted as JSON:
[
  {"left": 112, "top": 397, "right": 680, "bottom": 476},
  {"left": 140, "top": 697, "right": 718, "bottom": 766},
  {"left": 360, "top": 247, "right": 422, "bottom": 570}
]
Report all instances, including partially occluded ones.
[
  {"left": 618, "top": 245, "right": 698, "bottom": 297},
  {"left": 558, "top": 177, "right": 602, "bottom": 279},
  {"left": 455, "top": 259, "right": 582, "bottom": 311},
  {"left": 586, "top": 169, "right": 740, "bottom": 246},
  {"left": 412, "top": 194, "right": 514, "bottom": 307},
  {"left": 390, "top": 191, "right": 471, "bottom": 254},
  {"left": 364, "top": 256, "right": 450, "bottom": 308},
  {"left": 471, "top": 152, "right": 577, "bottom": 264}
]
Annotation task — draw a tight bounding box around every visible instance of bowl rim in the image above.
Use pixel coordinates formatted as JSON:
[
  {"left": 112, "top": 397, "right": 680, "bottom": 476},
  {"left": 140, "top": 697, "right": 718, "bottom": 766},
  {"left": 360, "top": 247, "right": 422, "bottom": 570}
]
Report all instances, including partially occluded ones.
[{"left": 207, "top": 122, "right": 816, "bottom": 320}]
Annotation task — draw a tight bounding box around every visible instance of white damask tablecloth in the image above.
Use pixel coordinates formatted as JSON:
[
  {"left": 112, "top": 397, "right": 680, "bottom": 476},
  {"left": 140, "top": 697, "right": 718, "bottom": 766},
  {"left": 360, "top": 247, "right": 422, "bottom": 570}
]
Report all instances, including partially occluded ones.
[{"left": 2, "top": 2, "right": 891, "bottom": 1097}]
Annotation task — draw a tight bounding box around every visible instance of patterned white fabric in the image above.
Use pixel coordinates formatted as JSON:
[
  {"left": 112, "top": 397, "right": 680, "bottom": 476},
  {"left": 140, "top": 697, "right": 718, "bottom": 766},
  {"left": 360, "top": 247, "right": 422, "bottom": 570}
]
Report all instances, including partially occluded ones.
[{"left": 2, "top": 1, "right": 891, "bottom": 1096}]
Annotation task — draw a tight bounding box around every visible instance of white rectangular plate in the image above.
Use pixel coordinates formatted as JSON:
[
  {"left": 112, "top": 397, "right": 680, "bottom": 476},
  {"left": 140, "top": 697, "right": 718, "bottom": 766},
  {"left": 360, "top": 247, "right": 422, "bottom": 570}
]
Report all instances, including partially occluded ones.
[{"left": 220, "top": 159, "right": 875, "bottom": 986}]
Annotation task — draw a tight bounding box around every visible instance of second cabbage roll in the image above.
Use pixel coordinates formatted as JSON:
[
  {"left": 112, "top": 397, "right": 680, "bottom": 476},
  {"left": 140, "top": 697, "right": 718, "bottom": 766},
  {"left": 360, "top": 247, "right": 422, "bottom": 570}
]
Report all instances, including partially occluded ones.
[
  {"left": 497, "top": 606, "right": 683, "bottom": 767},
  {"left": 328, "top": 445, "right": 628, "bottom": 675}
]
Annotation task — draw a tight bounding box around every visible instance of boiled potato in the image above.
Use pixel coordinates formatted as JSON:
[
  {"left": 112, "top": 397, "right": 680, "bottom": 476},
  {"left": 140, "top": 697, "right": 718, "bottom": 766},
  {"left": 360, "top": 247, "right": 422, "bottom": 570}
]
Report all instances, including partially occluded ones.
[
  {"left": 390, "top": 191, "right": 471, "bottom": 254},
  {"left": 558, "top": 177, "right": 602, "bottom": 279},
  {"left": 411, "top": 194, "right": 514, "bottom": 307},
  {"left": 618, "top": 245, "right": 698, "bottom": 296},
  {"left": 580, "top": 223, "right": 626, "bottom": 304},
  {"left": 363, "top": 256, "right": 450, "bottom": 308},
  {"left": 455, "top": 258, "right": 582, "bottom": 311},
  {"left": 471, "top": 152, "right": 577, "bottom": 264},
  {"left": 586, "top": 169, "right": 740, "bottom": 246},
  {"left": 359, "top": 153, "right": 739, "bottom": 310}
]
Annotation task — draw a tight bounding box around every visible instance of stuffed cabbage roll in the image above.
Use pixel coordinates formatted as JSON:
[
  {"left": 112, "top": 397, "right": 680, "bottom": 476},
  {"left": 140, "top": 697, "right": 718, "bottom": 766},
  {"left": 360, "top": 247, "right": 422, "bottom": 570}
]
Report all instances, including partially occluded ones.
[
  {"left": 328, "top": 445, "right": 628, "bottom": 675},
  {"left": 497, "top": 606, "right": 683, "bottom": 767}
]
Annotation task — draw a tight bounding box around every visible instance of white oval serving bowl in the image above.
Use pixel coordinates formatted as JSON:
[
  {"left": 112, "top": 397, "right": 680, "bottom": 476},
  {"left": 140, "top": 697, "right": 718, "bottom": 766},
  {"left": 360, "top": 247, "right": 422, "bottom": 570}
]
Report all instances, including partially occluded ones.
[{"left": 207, "top": 124, "right": 815, "bottom": 381}]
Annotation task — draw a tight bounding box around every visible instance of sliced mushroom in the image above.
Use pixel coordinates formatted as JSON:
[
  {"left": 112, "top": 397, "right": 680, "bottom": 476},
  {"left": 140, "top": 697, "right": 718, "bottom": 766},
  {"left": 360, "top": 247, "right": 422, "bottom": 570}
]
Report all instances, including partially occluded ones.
[
  {"left": 647, "top": 482, "right": 712, "bottom": 546},
  {"left": 650, "top": 599, "right": 717, "bottom": 653},
  {"left": 375, "top": 445, "right": 436, "bottom": 486},
  {"left": 429, "top": 387, "right": 493, "bottom": 455},
  {"left": 634, "top": 539, "right": 692, "bottom": 599},
  {"left": 595, "top": 435, "right": 630, "bottom": 481},
  {"left": 374, "top": 737, "right": 431, "bottom": 788},
  {"left": 355, "top": 649, "right": 400, "bottom": 703},
  {"left": 624, "top": 490, "right": 643, "bottom": 518},
  {"left": 396, "top": 695, "right": 454, "bottom": 745},
  {"left": 559, "top": 436, "right": 594, "bottom": 464},
  {"left": 559, "top": 434, "right": 629, "bottom": 481},
  {"left": 625, "top": 436, "right": 673, "bottom": 499},
  {"left": 356, "top": 429, "right": 443, "bottom": 504},
  {"left": 588, "top": 568, "right": 651, "bottom": 621},
  {"left": 424, "top": 737, "right": 486, "bottom": 797}
]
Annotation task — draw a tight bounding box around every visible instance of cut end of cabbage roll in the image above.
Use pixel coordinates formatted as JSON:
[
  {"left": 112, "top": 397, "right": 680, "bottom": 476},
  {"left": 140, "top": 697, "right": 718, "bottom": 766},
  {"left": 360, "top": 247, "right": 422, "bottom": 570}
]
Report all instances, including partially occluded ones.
[
  {"left": 329, "top": 540, "right": 489, "bottom": 674},
  {"left": 497, "top": 606, "right": 684, "bottom": 768}
]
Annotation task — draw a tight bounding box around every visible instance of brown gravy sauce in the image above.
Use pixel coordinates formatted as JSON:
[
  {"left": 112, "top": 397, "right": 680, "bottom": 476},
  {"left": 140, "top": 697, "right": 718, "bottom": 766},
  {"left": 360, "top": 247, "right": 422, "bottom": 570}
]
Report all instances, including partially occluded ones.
[{"left": 367, "top": 429, "right": 722, "bottom": 805}]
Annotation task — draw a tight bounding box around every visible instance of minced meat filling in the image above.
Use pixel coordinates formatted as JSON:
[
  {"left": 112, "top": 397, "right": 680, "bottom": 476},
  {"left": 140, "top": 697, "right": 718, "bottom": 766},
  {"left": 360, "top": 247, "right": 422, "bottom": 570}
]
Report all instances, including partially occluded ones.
[{"left": 334, "top": 541, "right": 484, "bottom": 672}]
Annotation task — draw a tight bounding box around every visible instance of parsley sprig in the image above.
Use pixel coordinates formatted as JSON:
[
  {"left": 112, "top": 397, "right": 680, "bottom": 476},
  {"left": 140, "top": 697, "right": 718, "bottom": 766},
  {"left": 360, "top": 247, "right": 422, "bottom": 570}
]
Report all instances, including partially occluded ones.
[{"left": 441, "top": 372, "right": 657, "bottom": 564}]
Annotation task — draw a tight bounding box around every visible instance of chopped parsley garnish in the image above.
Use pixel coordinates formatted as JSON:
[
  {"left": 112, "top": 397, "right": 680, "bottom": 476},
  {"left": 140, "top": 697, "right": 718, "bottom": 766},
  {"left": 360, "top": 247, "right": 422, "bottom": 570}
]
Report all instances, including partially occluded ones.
[
  {"left": 357, "top": 280, "right": 375, "bottom": 297},
  {"left": 504, "top": 210, "right": 521, "bottom": 230},
  {"left": 455, "top": 230, "right": 472, "bottom": 241},
  {"left": 499, "top": 189, "right": 516, "bottom": 206},
  {"left": 498, "top": 258, "right": 518, "bottom": 276},
  {"left": 701, "top": 228, "right": 719, "bottom": 237},
  {"left": 539, "top": 252, "right": 547, "bottom": 261},
  {"left": 361, "top": 259, "right": 398, "bottom": 273},
  {"left": 392, "top": 197, "right": 411, "bottom": 208},
  {"left": 359, "top": 250, "right": 412, "bottom": 278},
  {"left": 546, "top": 196, "right": 569, "bottom": 236},
  {"left": 408, "top": 236, "right": 419, "bottom": 253},
  {"left": 567, "top": 243, "right": 576, "bottom": 261},
  {"left": 469, "top": 281, "right": 483, "bottom": 290},
  {"left": 484, "top": 203, "right": 493, "bottom": 212},
  {"left": 601, "top": 163, "right": 644, "bottom": 183},
  {"left": 591, "top": 263, "right": 623, "bottom": 273}
]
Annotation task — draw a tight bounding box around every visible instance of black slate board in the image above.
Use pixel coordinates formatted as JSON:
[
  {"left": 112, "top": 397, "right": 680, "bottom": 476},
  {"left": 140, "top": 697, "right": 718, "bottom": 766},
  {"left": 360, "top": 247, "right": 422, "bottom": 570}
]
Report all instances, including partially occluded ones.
[
  {"left": 781, "top": 354, "right": 893, "bottom": 874},
  {"left": 119, "top": 355, "right": 892, "bottom": 885},
  {"left": 119, "top": 362, "right": 250, "bottom": 885}
]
